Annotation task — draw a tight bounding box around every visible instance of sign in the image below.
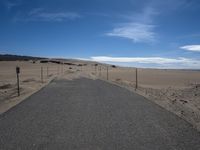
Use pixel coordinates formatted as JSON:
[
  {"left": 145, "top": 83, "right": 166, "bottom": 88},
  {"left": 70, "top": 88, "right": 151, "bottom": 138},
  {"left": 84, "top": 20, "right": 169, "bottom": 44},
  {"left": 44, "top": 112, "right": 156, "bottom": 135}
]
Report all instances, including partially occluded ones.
[{"left": 16, "top": 67, "right": 20, "bottom": 74}]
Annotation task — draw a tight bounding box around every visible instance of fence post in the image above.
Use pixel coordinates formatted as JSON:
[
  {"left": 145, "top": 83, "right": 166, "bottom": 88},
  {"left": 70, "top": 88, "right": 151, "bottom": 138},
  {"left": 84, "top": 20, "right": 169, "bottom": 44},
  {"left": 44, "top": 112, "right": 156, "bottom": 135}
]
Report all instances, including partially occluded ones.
[
  {"left": 99, "top": 66, "right": 101, "bottom": 77},
  {"left": 135, "top": 68, "right": 138, "bottom": 90},
  {"left": 107, "top": 66, "right": 109, "bottom": 80},
  {"left": 47, "top": 66, "right": 49, "bottom": 77},
  {"left": 41, "top": 67, "right": 43, "bottom": 83},
  {"left": 16, "top": 66, "right": 20, "bottom": 96},
  {"left": 62, "top": 62, "right": 64, "bottom": 74}
]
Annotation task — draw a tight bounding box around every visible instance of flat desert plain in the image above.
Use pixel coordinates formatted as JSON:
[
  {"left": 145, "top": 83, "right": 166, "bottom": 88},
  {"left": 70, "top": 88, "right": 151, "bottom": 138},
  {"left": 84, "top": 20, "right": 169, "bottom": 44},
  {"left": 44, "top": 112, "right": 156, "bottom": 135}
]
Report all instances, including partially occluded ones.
[{"left": 0, "top": 60, "right": 200, "bottom": 131}]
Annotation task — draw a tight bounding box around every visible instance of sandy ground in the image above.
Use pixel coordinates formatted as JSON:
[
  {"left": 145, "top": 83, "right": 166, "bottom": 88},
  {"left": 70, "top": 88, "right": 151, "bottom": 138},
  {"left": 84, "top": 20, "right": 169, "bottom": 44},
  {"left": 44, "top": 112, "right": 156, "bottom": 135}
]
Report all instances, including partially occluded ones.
[
  {"left": 1, "top": 61, "right": 200, "bottom": 131},
  {"left": 0, "top": 60, "right": 79, "bottom": 113},
  {"left": 97, "top": 67, "right": 200, "bottom": 131}
]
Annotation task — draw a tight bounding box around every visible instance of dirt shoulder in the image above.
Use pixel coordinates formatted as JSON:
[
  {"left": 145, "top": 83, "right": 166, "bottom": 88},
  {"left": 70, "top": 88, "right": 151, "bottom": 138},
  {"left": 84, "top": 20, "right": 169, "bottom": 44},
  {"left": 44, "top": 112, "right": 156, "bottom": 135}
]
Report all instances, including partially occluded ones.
[
  {"left": 0, "top": 70, "right": 95, "bottom": 114},
  {"left": 0, "top": 75, "right": 56, "bottom": 114}
]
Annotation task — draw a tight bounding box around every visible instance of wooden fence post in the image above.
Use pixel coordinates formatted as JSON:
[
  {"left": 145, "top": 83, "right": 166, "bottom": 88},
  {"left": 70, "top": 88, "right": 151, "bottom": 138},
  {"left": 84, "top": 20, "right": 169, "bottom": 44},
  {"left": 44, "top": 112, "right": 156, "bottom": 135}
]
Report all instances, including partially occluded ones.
[
  {"left": 41, "top": 67, "right": 43, "bottom": 83},
  {"left": 99, "top": 66, "right": 101, "bottom": 77},
  {"left": 16, "top": 66, "right": 20, "bottom": 96},
  {"left": 135, "top": 68, "right": 138, "bottom": 90},
  {"left": 62, "top": 62, "right": 64, "bottom": 74},
  {"left": 95, "top": 65, "right": 97, "bottom": 75},
  {"left": 47, "top": 67, "right": 49, "bottom": 77},
  {"left": 107, "top": 66, "right": 109, "bottom": 80}
]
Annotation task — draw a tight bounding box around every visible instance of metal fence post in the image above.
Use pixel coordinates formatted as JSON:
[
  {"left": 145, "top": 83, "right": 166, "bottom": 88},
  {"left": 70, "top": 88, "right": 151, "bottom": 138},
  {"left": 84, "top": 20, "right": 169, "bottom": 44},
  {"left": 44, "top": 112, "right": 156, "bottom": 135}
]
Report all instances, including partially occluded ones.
[
  {"left": 95, "top": 65, "right": 97, "bottom": 75},
  {"left": 99, "top": 66, "right": 101, "bottom": 77},
  {"left": 62, "top": 62, "right": 63, "bottom": 74},
  {"left": 16, "top": 66, "right": 20, "bottom": 96},
  {"left": 135, "top": 68, "right": 138, "bottom": 89},
  {"left": 41, "top": 67, "right": 43, "bottom": 83},
  {"left": 107, "top": 66, "right": 109, "bottom": 80},
  {"left": 47, "top": 66, "right": 49, "bottom": 77}
]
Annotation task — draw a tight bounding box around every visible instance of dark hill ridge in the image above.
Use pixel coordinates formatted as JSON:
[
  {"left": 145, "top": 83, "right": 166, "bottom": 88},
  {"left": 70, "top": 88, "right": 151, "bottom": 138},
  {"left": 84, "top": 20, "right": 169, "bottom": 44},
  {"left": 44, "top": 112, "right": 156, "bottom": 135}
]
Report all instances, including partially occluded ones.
[
  {"left": 0, "top": 54, "right": 45, "bottom": 61},
  {"left": 0, "top": 54, "right": 102, "bottom": 66},
  {"left": 0, "top": 54, "right": 113, "bottom": 69}
]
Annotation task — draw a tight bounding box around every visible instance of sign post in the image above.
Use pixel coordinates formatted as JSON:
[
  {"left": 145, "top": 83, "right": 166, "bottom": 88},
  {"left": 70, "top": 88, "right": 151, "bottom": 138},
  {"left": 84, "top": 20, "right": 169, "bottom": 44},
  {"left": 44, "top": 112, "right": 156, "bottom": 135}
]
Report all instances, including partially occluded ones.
[
  {"left": 135, "top": 68, "right": 138, "bottom": 90},
  {"left": 16, "top": 66, "right": 20, "bottom": 96}
]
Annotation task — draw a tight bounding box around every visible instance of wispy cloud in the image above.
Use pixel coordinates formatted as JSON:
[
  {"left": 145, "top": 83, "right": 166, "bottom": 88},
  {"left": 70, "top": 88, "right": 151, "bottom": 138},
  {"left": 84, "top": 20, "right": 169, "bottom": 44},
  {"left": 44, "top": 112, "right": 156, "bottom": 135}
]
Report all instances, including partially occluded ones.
[
  {"left": 29, "top": 8, "right": 80, "bottom": 22},
  {"left": 106, "top": 23, "right": 156, "bottom": 43},
  {"left": 86, "top": 56, "right": 200, "bottom": 69},
  {"left": 106, "top": 6, "right": 157, "bottom": 43},
  {"left": 85, "top": 12, "right": 111, "bottom": 18},
  {"left": 2, "top": 0, "right": 20, "bottom": 11},
  {"left": 105, "top": 0, "right": 193, "bottom": 43},
  {"left": 15, "top": 8, "right": 80, "bottom": 22},
  {"left": 120, "top": 7, "right": 158, "bottom": 24},
  {"left": 180, "top": 45, "right": 200, "bottom": 52},
  {"left": 5, "top": 2, "right": 16, "bottom": 10},
  {"left": 91, "top": 56, "right": 194, "bottom": 64}
]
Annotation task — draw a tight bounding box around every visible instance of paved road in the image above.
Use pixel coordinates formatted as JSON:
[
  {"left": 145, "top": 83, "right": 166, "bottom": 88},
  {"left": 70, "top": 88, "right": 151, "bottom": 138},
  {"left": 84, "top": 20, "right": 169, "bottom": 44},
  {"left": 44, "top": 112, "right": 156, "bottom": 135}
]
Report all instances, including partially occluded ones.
[{"left": 0, "top": 78, "right": 200, "bottom": 150}]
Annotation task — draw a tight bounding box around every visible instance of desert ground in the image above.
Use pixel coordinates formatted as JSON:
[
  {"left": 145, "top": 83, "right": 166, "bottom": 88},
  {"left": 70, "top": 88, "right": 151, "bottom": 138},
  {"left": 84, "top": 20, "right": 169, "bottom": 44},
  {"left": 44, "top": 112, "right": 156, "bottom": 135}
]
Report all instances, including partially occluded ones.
[
  {"left": 0, "top": 60, "right": 200, "bottom": 131},
  {"left": 103, "top": 67, "right": 200, "bottom": 131}
]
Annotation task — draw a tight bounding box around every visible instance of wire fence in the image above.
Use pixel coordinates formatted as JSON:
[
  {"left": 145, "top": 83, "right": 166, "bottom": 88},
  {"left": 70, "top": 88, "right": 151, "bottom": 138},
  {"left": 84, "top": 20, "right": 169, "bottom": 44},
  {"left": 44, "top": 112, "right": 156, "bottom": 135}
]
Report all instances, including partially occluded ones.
[
  {"left": 0, "top": 65, "right": 64, "bottom": 86},
  {"left": 0, "top": 61, "right": 72, "bottom": 101},
  {"left": 1, "top": 62, "right": 200, "bottom": 100},
  {"left": 93, "top": 65, "right": 200, "bottom": 89},
  {"left": 1, "top": 62, "right": 200, "bottom": 131}
]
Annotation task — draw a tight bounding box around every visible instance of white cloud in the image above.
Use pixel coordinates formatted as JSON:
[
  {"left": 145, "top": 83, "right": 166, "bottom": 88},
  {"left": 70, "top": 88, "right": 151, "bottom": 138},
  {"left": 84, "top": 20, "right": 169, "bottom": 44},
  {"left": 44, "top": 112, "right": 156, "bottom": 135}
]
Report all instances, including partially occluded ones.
[
  {"left": 15, "top": 8, "right": 80, "bottom": 22},
  {"left": 105, "top": 0, "right": 193, "bottom": 43},
  {"left": 106, "top": 23, "right": 155, "bottom": 43},
  {"left": 36, "top": 12, "right": 80, "bottom": 21},
  {"left": 5, "top": 2, "right": 16, "bottom": 10},
  {"left": 91, "top": 56, "right": 192, "bottom": 64},
  {"left": 121, "top": 7, "right": 158, "bottom": 24},
  {"left": 29, "top": 8, "right": 44, "bottom": 15},
  {"left": 106, "top": 6, "right": 157, "bottom": 43},
  {"left": 86, "top": 56, "right": 200, "bottom": 69},
  {"left": 180, "top": 45, "right": 200, "bottom": 52},
  {"left": 2, "top": 0, "right": 21, "bottom": 11}
]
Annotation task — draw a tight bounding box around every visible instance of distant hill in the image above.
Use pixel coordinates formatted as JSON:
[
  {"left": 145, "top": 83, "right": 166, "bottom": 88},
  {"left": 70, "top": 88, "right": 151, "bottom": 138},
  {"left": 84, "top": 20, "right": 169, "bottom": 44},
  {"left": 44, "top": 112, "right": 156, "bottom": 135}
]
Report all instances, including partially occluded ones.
[
  {"left": 0, "top": 54, "right": 106, "bottom": 67},
  {"left": 0, "top": 54, "right": 45, "bottom": 61}
]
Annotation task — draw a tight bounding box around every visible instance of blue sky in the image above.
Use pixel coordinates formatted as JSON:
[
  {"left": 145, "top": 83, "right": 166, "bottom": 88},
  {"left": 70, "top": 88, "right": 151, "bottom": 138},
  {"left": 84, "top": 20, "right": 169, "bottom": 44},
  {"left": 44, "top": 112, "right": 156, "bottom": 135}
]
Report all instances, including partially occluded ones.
[{"left": 0, "top": 0, "right": 200, "bottom": 68}]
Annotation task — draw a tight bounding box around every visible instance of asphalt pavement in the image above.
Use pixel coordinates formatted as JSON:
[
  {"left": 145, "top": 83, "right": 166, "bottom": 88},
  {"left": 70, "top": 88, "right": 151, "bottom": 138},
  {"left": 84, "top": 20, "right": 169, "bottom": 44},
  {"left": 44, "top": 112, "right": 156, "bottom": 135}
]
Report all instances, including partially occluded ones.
[{"left": 0, "top": 78, "right": 200, "bottom": 150}]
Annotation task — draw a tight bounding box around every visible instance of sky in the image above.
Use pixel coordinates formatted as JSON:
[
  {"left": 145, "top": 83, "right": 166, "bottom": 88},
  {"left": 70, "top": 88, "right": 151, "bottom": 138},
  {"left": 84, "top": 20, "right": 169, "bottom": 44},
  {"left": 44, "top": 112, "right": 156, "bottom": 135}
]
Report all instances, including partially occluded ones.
[{"left": 0, "top": 0, "right": 200, "bottom": 69}]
